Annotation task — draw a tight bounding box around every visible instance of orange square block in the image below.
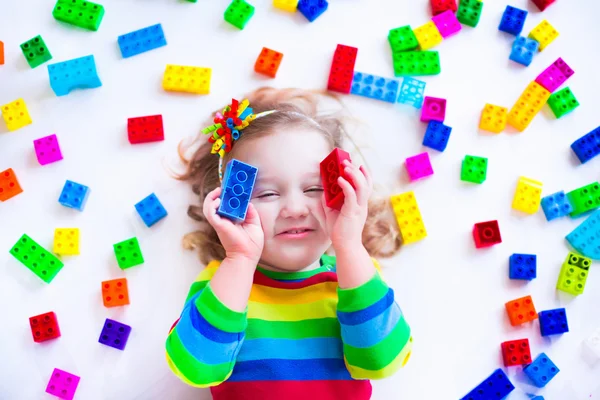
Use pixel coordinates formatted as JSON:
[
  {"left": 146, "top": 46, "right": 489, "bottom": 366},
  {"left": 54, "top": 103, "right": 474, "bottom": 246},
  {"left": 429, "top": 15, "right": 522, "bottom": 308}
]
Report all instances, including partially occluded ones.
[
  {"left": 0, "top": 168, "right": 23, "bottom": 202},
  {"left": 505, "top": 295, "right": 537, "bottom": 326},
  {"left": 101, "top": 278, "right": 130, "bottom": 307},
  {"left": 254, "top": 47, "right": 283, "bottom": 78}
]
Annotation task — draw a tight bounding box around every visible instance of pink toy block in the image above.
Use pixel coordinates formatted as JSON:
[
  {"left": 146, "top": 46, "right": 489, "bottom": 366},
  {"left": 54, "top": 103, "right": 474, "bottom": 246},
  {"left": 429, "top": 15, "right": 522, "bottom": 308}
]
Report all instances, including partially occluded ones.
[
  {"left": 405, "top": 152, "right": 434, "bottom": 181},
  {"left": 432, "top": 10, "right": 462, "bottom": 38},
  {"left": 421, "top": 96, "right": 446, "bottom": 122},
  {"left": 33, "top": 134, "right": 63, "bottom": 165},
  {"left": 535, "top": 58, "right": 574, "bottom": 93},
  {"left": 45, "top": 368, "right": 80, "bottom": 400}
]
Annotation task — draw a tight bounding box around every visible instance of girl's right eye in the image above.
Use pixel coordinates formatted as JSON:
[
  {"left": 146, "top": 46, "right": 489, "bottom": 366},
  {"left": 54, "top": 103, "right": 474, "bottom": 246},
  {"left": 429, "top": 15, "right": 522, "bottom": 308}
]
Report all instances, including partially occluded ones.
[{"left": 257, "top": 192, "right": 278, "bottom": 199}]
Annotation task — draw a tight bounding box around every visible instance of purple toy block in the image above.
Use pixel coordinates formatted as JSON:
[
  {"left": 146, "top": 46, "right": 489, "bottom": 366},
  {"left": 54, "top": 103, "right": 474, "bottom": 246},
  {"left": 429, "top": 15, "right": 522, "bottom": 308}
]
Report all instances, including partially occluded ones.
[
  {"left": 45, "top": 368, "right": 80, "bottom": 400},
  {"left": 432, "top": 10, "right": 462, "bottom": 38},
  {"left": 99, "top": 318, "right": 131, "bottom": 350},
  {"left": 535, "top": 58, "right": 574, "bottom": 93},
  {"left": 33, "top": 134, "right": 63, "bottom": 165},
  {"left": 421, "top": 96, "right": 446, "bottom": 122},
  {"left": 405, "top": 152, "right": 434, "bottom": 181}
]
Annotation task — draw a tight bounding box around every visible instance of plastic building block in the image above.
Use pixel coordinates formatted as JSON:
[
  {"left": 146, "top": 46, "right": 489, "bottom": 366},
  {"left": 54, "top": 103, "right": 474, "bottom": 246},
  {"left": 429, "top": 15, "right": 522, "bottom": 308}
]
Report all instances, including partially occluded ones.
[
  {"left": 48, "top": 55, "right": 102, "bottom": 96},
  {"left": 102, "top": 278, "right": 130, "bottom": 307},
  {"left": 397, "top": 77, "right": 426, "bottom": 108},
  {"left": 566, "top": 209, "right": 600, "bottom": 260},
  {"left": 135, "top": 193, "right": 168, "bottom": 227},
  {"left": 571, "top": 127, "right": 600, "bottom": 164},
  {"left": 10, "top": 234, "right": 64, "bottom": 283},
  {"left": 461, "top": 155, "right": 487, "bottom": 184},
  {"left": 479, "top": 104, "right": 507, "bottom": 133},
  {"left": 224, "top": 0, "right": 255, "bottom": 29},
  {"left": 457, "top": 0, "right": 483, "bottom": 28},
  {"left": 53, "top": 0, "right": 104, "bottom": 31},
  {"left": 388, "top": 26, "right": 418, "bottom": 53},
  {"left": 0, "top": 168, "right": 23, "bottom": 202},
  {"left": 556, "top": 252, "right": 590, "bottom": 296},
  {"left": 539, "top": 308, "right": 569, "bottom": 336},
  {"left": 459, "top": 369, "right": 515, "bottom": 400},
  {"left": 1, "top": 98, "right": 32, "bottom": 131},
  {"left": 405, "top": 152, "right": 433, "bottom": 181},
  {"left": 567, "top": 182, "right": 600, "bottom": 217},
  {"left": 127, "top": 115, "right": 164, "bottom": 144},
  {"left": 351, "top": 72, "right": 399, "bottom": 103},
  {"left": 473, "top": 220, "right": 501, "bottom": 248},
  {"left": 113, "top": 237, "right": 144, "bottom": 269},
  {"left": 507, "top": 81, "right": 550, "bottom": 131},
  {"left": 273, "top": 0, "right": 298, "bottom": 12},
  {"left": 297, "top": 0, "right": 328, "bottom": 22},
  {"left": 118, "top": 24, "right": 166, "bottom": 58},
  {"left": 541, "top": 191, "right": 573, "bottom": 221},
  {"left": 423, "top": 121, "right": 452, "bottom": 152},
  {"left": 528, "top": 20, "right": 558, "bottom": 51},
  {"left": 162, "top": 65, "right": 211, "bottom": 95},
  {"left": 34, "top": 134, "right": 63, "bottom": 165},
  {"left": 217, "top": 160, "right": 258, "bottom": 221},
  {"left": 20, "top": 35, "right": 52, "bottom": 68},
  {"left": 524, "top": 353, "right": 559, "bottom": 387},
  {"left": 509, "top": 253, "right": 536, "bottom": 280},
  {"left": 499, "top": 5, "right": 527, "bottom": 35},
  {"left": 0, "top": 40, "right": 4, "bottom": 65},
  {"left": 29, "top": 311, "right": 61, "bottom": 343},
  {"left": 431, "top": 0, "right": 457, "bottom": 16},
  {"left": 547, "top": 87, "right": 579, "bottom": 118},
  {"left": 501, "top": 338, "right": 531, "bottom": 366},
  {"left": 532, "top": 0, "right": 555, "bottom": 11},
  {"left": 53, "top": 228, "right": 80, "bottom": 256},
  {"left": 327, "top": 44, "right": 357, "bottom": 94},
  {"left": 254, "top": 47, "right": 283, "bottom": 78},
  {"left": 320, "top": 148, "right": 352, "bottom": 211},
  {"left": 413, "top": 22, "right": 443, "bottom": 51},
  {"left": 390, "top": 191, "right": 427, "bottom": 244},
  {"left": 99, "top": 318, "right": 132, "bottom": 350},
  {"left": 583, "top": 328, "right": 600, "bottom": 359},
  {"left": 505, "top": 295, "right": 537, "bottom": 326},
  {"left": 432, "top": 10, "right": 462, "bottom": 38},
  {"left": 535, "top": 58, "right": 574, "bottom": 93},
  {"left": 46, "top": 368, "right": 80, "bottom": 400},
  {"left": 392, "top": 51, "right": 441, "bottom": 77},
  {"left": 420, "top": 96, "right": 446, "bottom": 122},
  {"left": 58, "top": 180, "right": 90, "bottom": 211},
  {"left": 512, "top": 176, "right": 543, "bottom": 214},
  {"left": 509, "top": 36, "right": 539, "bottom": 67}
]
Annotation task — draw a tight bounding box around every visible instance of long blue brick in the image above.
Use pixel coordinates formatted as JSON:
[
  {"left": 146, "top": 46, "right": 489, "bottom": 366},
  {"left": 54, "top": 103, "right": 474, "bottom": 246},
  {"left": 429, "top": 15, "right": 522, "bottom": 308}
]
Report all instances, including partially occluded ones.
[
  {"left": 47, "top": 55, "right": 102, "bottom": 96},
  {"left": 118, "top": 24, "right": 167, "bottom": 58},
  {"left": 350, "top": 72, "right": 399, "bottom": 103},
  {"left": 566, "top": 209, "right": 600, "bottom": 260},
  {"left": 218, "top": 159, "right": 258, "bottom": 222}
]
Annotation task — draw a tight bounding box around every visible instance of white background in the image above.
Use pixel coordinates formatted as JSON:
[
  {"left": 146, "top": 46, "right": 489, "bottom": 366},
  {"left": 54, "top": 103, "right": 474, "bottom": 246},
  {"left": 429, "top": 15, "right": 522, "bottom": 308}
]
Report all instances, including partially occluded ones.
[{"left": 1, "top": 0, "right": 599, "bottom": 399}]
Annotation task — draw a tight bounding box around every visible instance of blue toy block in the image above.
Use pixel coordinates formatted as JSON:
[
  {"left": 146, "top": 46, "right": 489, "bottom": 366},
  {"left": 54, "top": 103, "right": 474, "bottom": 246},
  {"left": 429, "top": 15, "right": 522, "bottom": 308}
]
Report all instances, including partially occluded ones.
[
  {"left": 509, "top": 253, "right": 536, "bottom": 280},
  {"left": 571, "top": 126, "right": 600, "bottom": 164},
  {"left": 135, "top": 193, "right": 167, "bottom": 227},
  {"left": 99, "top": 318, "right": 131, "bottom": 350},
  {"left": 218, "top": 159, "right": 257, "bottom": 222},
  {"left": 541, "top": 191, "right": 573, "bottom": 221},
  {"left": 523, "top": 353, "right": 559, "bottom": 388},
  {"left": 566, "top": 209, "right": 600, "bottom": 260},
  {"left": 58, "top": 180, "right": 90, "bottom": 211},
  {"left": 118, "top": 23, "right": 167, "bottom": 58},
  {"left": 297, "top": 0, "right": 328, "bottom": 22},
  {"left": 509, "top": 36, "right": 539, "bottom": 66},
  {"left": 460, "top": 368, "right": 515, "bottom": 400},
  {"left": 350, "top": 72, "right": 400, "bottom": 104},
  {"left": 538, "top": 308, "right": 569, "bottom": 336},
  {"left": 498, "top": 5, "right": 527, "bottom": 36},
  {"left": 47, "top": 55, "right": 102, "bottom": 96},
  {"left": 423, "top": 120, "right": 452, "bottom": 152},
  {"left": 397, "top": 77, "right": 426, "bottom": 109}
]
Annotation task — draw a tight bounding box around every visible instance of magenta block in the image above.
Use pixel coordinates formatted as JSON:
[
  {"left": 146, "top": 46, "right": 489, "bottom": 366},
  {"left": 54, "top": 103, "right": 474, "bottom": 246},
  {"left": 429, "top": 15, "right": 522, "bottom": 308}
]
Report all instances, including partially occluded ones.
[
  {"left": 33, "top": 134, "right": 63, "bottom": 165},
  {"left": 421, "top": 96, "right": 446, "bottom": 122},
  {"left": 535, "top": 58, "right": 574, "bottom": 92},
  {"left": 405, "top": 152, "right": 434, "bottom": 181},
  {"left": 45, "top": 368, "right": 80, "bottom": 400},
  {"left": 432, "top": 10, "right": 462, "bottom": 38}
]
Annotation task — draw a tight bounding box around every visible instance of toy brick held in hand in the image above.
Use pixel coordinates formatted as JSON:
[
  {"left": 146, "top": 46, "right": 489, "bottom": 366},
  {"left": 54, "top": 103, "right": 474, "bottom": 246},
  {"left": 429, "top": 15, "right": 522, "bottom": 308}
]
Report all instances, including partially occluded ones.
[{"left": 320, "top": 148, "right": 352, "bottom": 210}]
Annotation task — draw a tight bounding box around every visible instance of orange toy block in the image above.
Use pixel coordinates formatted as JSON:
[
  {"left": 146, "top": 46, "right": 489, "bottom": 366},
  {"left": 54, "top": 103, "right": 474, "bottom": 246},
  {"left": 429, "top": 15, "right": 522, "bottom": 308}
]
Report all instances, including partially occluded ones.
[
  {"left": 0, "top": 168, "right": 23, "bottom": 202},
  {"left": 0, "top": 40, "right": 4, "bottom": 65},
  {"left": 505, "top": 295, "right": 537, "bottom": 326},
  {"left": 254, "top": 47, "right": 283, "bottom": 78},
  {"left": 101, "top": 278, "right": 130, "bottom": 307}
]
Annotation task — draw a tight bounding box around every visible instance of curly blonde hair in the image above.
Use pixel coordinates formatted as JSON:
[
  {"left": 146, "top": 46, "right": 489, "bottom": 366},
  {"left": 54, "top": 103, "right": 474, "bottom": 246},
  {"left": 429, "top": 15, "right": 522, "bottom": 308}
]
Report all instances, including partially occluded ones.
[{"left": 177, "top": 87, "right": 402, "bottom": 265}]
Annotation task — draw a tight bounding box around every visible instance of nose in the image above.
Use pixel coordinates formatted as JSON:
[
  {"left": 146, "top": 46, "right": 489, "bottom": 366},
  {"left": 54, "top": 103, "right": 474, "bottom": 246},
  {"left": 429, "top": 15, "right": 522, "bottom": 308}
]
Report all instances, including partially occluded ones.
[{"left": 280, "top": 192, "right": 309, "bottom": 219}]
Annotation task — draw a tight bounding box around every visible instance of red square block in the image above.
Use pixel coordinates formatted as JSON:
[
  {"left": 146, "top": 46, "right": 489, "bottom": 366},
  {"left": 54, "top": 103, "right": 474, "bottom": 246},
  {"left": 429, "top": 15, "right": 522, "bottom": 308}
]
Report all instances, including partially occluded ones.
[
  {"left": 531, "top": 0, "right": 555, "bottom": 11},
  {"left": 29, "top": 311, "right": 61, "bottom": 343},
  {"left": 320, "top": 148, "right": 352, "bottom": 211},
  {"left": 0, "top": 168, "right": 23, "bottom": 202},
  {"left": 473, "top": 220, "right": 502, "bottom": 248},
  {"left": 254, "top": 47, "right": 283, "bottom": 78},
  {"left": 431, "top": 0, "right": 457, "bottom": 16},
  {"left": 505, "top": 295, "right": 538, "bottom": 326},
  {"left": 101, "top": 278, "right": 130, "bottom": 307},
  {"left": 501, "top": 338, "right": 532, "bottom": 366},
  {"left": 127, "top": 115, "right": 164, "bottom": 144},
  {"left": 327, "top": 44, "right": 358, "bottom": 94}
]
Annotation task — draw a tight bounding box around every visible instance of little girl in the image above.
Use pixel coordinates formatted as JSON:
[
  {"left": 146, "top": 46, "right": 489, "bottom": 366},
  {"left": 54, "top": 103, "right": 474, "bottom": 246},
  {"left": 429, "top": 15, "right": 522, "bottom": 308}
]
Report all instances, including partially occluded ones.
[{"left": 165, "top": 87, "right": 413, "bottom": 400}]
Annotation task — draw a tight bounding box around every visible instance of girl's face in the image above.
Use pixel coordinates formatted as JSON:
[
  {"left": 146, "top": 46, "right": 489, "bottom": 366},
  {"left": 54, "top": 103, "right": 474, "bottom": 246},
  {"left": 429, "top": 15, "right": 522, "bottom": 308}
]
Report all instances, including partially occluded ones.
[{"left": 233, "top": 126, "right": 332, "bottom": 272}]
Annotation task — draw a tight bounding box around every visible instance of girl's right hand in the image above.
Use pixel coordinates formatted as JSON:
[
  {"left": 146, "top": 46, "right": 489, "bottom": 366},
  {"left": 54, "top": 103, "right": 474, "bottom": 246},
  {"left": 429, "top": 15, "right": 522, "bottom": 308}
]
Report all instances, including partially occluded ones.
[{"left": 203, "top": 187, "right": 264, "bottom": 264}]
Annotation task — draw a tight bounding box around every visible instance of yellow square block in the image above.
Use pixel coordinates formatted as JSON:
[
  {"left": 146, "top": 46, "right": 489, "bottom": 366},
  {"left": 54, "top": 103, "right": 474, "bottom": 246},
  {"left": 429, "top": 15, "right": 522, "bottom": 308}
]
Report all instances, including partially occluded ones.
[
  {"left": 391, "top": 191, "right": 427, "bottom": 244},
  {"left": 1, "top": 98, "right": 32, "bottom": 132},
  {"left": 163, "top": 65, "right": 211, "bottom": 94},
  {"left": 507, "top": 81, "right": 550, "bottom": 131},
  {"left": 413, "top": 21, "right": 443, "bottom": 51},
  {"left": 479, "top": 103, "right": 507, "bottom": 133},
  {"left": 273, "top": 0, "right": 298, "bottom": 12},
  {"left": 512, "top": 177, "right": 543, "bottom": 214},
  {"left": 54, "top": 228, "right": 80, "bottom": 255},
  {"left": 528, "top": 20, "right": 558, "bottom": 51}
]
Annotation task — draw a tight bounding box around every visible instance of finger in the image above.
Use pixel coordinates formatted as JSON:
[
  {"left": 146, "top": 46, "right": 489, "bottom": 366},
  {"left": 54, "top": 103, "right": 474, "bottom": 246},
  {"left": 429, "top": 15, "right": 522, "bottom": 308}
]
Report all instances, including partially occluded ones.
[
  {"left": 338, "top": 176, "right": 358, "bottom": 208},
  {"left": 203, "top": 188, "right": 220, "bottom": 219},
  {"left": 244, "top": 202, "right": 262, "bottom": 227},
  {"left": 343, "top": 164, "right": 368, "bottom": 204},
  {"left": 359, "top": 165, "right": 373, "bottom": 192}
]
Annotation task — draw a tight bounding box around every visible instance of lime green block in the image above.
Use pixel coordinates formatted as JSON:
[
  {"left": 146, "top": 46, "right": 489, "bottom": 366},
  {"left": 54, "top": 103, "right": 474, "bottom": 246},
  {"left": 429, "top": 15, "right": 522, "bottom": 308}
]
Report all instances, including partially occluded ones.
[
  {"left": 567, "top": 182, "right": 600, "bottom": 217},
  {"left": 20, "top": 35, "right": 52, "bottom": 68},
  {"left": 547, "top": 87, "right": 579, "bottom": 118},
  {"left": 556, "top": 252, "right": 590, "bottom": 295},
  {"left": 113, "top": 237, "right": 144, "bottom": 269},
  {"left": 388, "top": 26, "right": 418, "bottom": 53},
  {"left": 457, "top": 0, "right": 483, "bottom": 28},
  {"left": 224, "top": 0, "right": 255, "bottom": 30},
  {"left": 461, "top": 155, "right": 488, "bottom": 184},
  {"left": 10, "top": 234, "right": 64, "bottom": 283},
  {"left": 392, "top": 51, "right": 440, "bottom": 77},
  {"left": 52, "top": 0, "right": 105, "bottom": 31}
]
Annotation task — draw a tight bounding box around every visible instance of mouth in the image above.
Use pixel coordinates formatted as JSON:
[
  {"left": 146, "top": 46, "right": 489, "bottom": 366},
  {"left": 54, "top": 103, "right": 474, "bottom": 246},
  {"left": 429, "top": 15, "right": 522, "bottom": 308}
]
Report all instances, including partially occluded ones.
[{"left": 277, "top": 227, "right": 315, "bottom": 236}]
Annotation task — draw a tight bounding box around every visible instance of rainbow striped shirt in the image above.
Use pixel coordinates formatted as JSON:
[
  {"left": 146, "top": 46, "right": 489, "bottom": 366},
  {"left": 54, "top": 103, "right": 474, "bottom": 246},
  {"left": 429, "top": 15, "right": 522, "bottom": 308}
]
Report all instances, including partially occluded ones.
[{"left": 166, "top": 255, "right": 412, "bottom": 400}]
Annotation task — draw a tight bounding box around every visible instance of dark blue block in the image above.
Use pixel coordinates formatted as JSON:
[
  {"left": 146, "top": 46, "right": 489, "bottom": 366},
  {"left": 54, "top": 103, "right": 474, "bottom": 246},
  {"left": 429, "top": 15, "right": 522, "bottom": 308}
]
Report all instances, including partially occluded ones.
[
  {"left": 135, "top": 193, "right": 168, "bottom": 227},
  {"left": 509, "top": 253, "right": 536, "bottom": 280},
  {"left": 539, "top": 308, "right": 569, "bottom": 336},
  {"left": 540, "top": 191, "right": 573, "bottom": 221},
  {"left": 498, "top": 5, "right": 527, "bottom": 35},
  {"left": 460, "top": 368, "right": 515, "bottom": 400},
  {"left": 58, "top": 180, "right": 90, "bottom": 211},
  {"left": 218, "top": 159, "right": 257, "bottom": 222},
  {"left": 297, "top": 0, "right": 328, "bottom": 22},
  {"left": 423, "top": 120, "right": 452, "bottom": 152},
  {"left": 118, "top": 23, "right": 167, "bottom": 58},
  {"left": 99, "top": 318, "right": 131, "bottom": 350},
  {"left": 523, "top": 353, "right": 559, "bottom": 388},
  {"left": 571, "top": 126, "right": 600, "bottom": 164},
  {"left": 350, "top": 72, "right": 400, "bottom": 104},
  {"left": 509, "top": 36, "right": 539, "bottom": 66}
]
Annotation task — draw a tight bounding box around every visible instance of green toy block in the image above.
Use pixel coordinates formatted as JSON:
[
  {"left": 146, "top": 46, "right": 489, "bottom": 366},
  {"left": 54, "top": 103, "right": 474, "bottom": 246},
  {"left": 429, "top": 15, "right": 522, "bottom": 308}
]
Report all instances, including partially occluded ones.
[
  {"left": 388, "top": 26, "right": 418, "bottom": 53},
  {"left": 392, "top": 51, "right": 440, "bottom": 77},
  {"left": 567, "top": 182, "right": 600, "bottom": 217},
  {"left": 52, "top": 0, "right": 105, "bottom": 31},
  {"left": 556, "top": 252, "right": 590, "bottom": 296},
  {"left": 20, "top": 35, "right": 52, "bottom": 68},
  {"left": 10, "top": 234, "right": 64, "bottom": 283},
  {"left": 457, "top": 0, "right": 483, "bottom": 28},
  {"left": 461, "top": 155, "right": 488, "bottom": 184},
  {"left": 547, "top": 87, "right": 579, "bottom": 118},
  {"left": 113, "top": 237, "right": 144, "bottom": 270},
  {"left": 224, "top": 0, "right": 255, "bottom": 30}
]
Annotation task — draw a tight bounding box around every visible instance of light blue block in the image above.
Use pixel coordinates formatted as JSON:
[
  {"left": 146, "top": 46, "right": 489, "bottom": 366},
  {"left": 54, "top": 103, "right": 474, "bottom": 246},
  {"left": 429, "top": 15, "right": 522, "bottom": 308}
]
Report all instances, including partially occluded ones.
[
  {"left": 566, "top": 209, "right": 600, "bottom": 260},
  {"left": 47, "top": 55, "right": 102, "bottom": 96},
  {"left": 118, "top": 24, "right": 167, "bottom": 58},
  {"left": 58, "top": 180, "right": 90, "bottom": 211},
  {"left": 135, "top": 193, "right": 168, "bottom": 227},
  {"left": 397, "top": 77, "right": 425, "bottom": 108},
  {"left": 523, "top": 353, "right": 559, "bottom": 388},
  {"left": 350, "top": 72, "right": 399, "bottom": 104},
  {"left": 509, "top": 36, "right": 539, "bottom": 66},
  {"left": 218, "top": 159, "right": 257, "bottom": 222},
  {"left": 541, "top": 191, "right": 573, "bottom": 221}
]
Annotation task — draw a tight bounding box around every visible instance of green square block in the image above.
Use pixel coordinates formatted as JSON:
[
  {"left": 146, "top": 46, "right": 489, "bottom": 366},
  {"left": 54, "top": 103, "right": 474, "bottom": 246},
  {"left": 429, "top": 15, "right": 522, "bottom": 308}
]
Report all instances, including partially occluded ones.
[
  {"left": 457, "top": 0, "right": 483, "bottom": 28},
  {"left": 392, "top": 51, "right": 440, "bottom": 77},
  {"left": 113, "top": 237, "right": 144, "bottom": 269},
  {"left": 20, "top": 35, "right": 52, "bottom": 68},
  {"left": 567, "top": 182, "right": 600, "bottom": 217},
  {"left": 547, "top": 87, "right": 579, "bottom": 118},
  {"left": 224, "top": 0, "right": 255, "bottom": 30},
  {"left": 388, "top": 26, "right": 418, "bottom": 53},
  {"left": 556, "top": 252, "right": 590, "bottom": 295},
  {"left": 10, "top": 234, "right": 64, "bottom": 283},
  {"left": 461, "top": 155, "right": 488, "bottom": 184},
  {"left": 53, "top": 0, "right": 105, "bottom": 31}
]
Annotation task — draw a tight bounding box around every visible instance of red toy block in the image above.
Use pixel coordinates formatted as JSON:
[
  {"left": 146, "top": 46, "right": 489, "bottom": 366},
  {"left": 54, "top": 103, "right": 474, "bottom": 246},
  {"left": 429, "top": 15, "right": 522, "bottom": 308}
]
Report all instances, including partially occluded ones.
[
  {"left": 127, "top": 115, "right": 164, "bottom": 144},
  {"left": 531, "top": 0, "right": 555, "bottom": 11},
  {"left": 0, "top": 168, "right": 23, "bottom": 202},
  {"left": 431, "top": 0, "right": 457, "bottom": 16},
  {"left": 501, "top": 338, "right": 532, "bottom": 366},
  {"left": 0, "top": 40, "right": 4, "bottom": 65},
  {"left": 320, "top": 148, "right": 352, "bottom": 211},
  {"left": 472, "top": 220, "right": 502, "bottom": 248},
  {"left": 254, "top": 47, "right": 283, "bottom": 78},
  {"left": 29, "top": 311, "right": 61, "bottom": 343},
  {"left": 101, "top": 278, "right": 130, "bottom": 307},
  {"left": 327, "top": 44, "right": 357, "bottom": 94},
  {"left": 505, "top": 295, "right": 538, "bottom": 326}
]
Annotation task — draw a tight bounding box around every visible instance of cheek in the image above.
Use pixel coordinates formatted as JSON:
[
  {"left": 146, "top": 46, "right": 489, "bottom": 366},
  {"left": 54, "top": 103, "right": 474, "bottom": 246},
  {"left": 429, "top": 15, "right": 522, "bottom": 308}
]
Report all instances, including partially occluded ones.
[
  {"left": 309, "top": 197, "right": 327, "bottom": 224},
  {"left": 251, "top": 201, "right": 276, "bottom": 231}
]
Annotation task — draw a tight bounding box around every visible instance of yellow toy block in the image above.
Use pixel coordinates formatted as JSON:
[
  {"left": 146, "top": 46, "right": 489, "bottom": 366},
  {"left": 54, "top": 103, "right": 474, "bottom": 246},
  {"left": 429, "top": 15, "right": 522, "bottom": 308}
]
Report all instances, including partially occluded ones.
[
  {"left": 528, "top": 20, "right": 558, "bottom": 51},
  {"left": 479, "top": 103, "right": 507, "bottom": 134},
  {"left": 53, "top": 228, "right": 80, "bottom": 255},
  {"left": 413, "top": 21, "right": 443, "bottom": 51},
  {"left": 391, "top": 191, "right": 427, "bottom": 244},
  {"left": 1, "top": 98, "right": 32, "bottom": 132},
  {"left": 512, "top": 177, "right": 543, "bottom": 214},
  {"left": 162, "top": 65, "right": 211, "bottom": 94},
  {"left": 507, "top": 81, "right": 550, "bottom": 132},
  {"left": 273, "top": 0, "right": 298, "bottom": 12}
]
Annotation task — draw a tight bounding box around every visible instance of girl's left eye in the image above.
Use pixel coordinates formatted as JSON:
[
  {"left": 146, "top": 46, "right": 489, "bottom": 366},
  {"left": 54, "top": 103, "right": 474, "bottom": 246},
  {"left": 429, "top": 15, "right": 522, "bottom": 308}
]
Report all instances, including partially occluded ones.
[{"left": 305, "top": 188, "right": 324, "bottom": 193}]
